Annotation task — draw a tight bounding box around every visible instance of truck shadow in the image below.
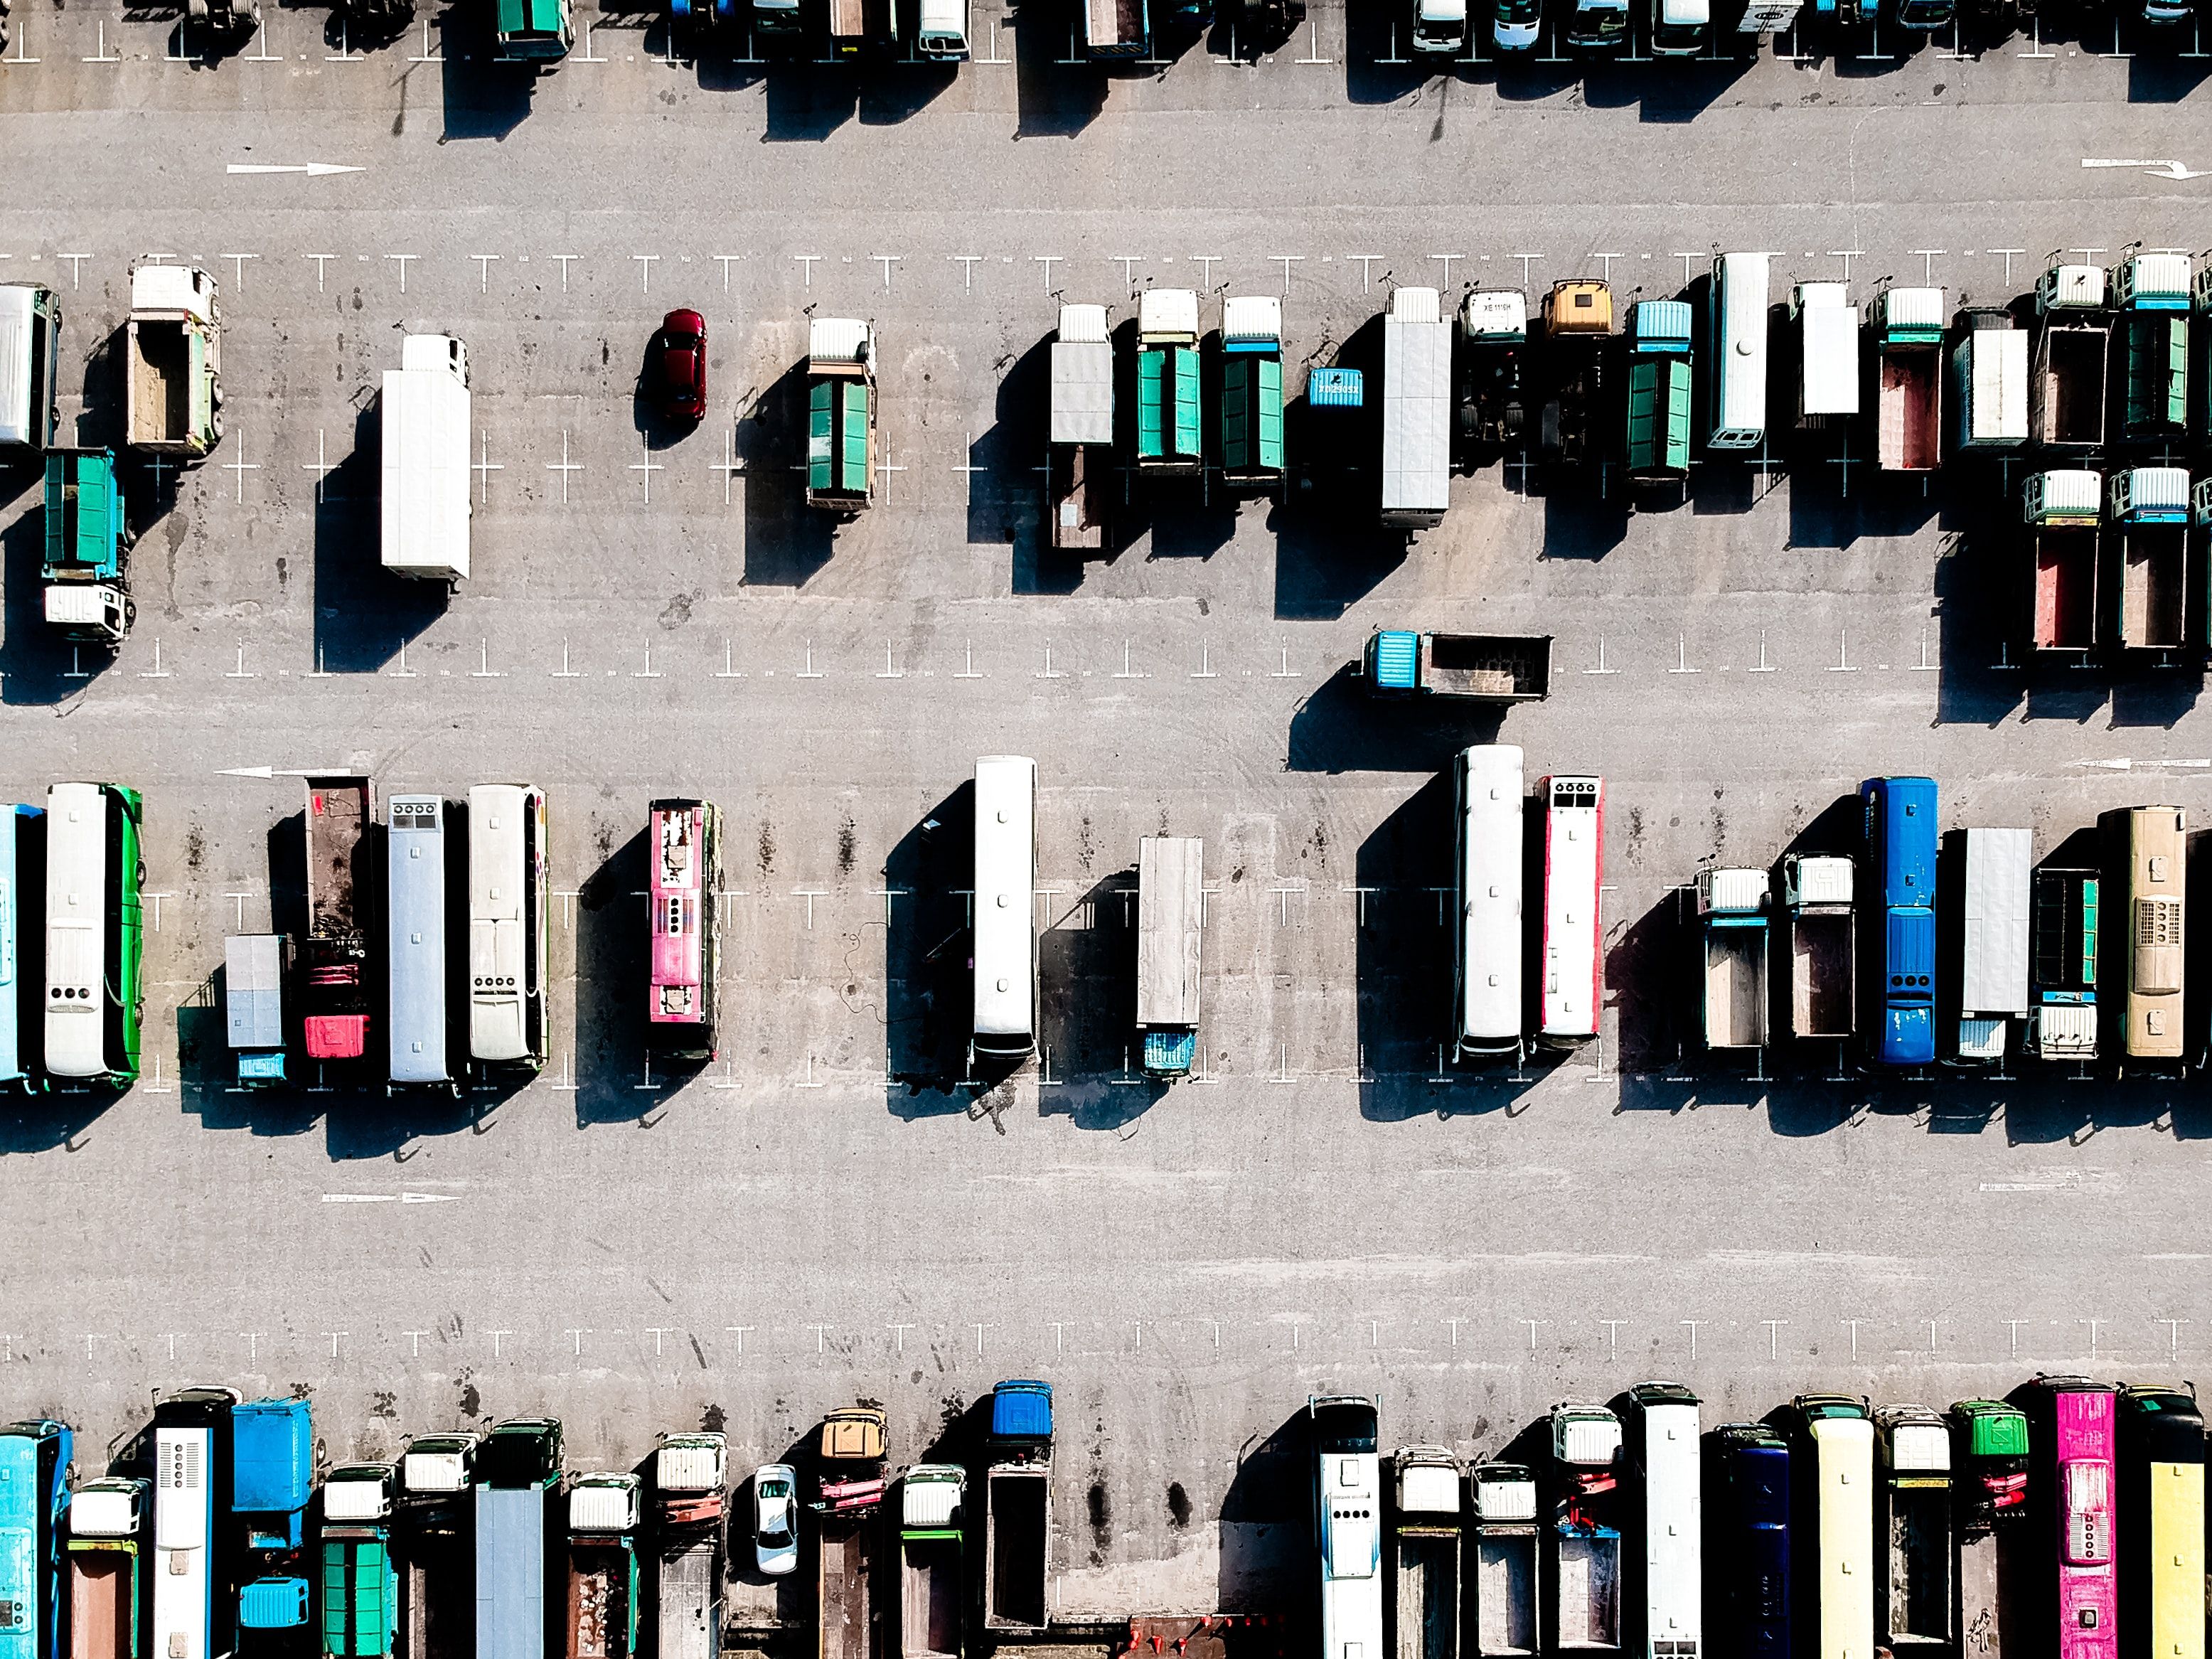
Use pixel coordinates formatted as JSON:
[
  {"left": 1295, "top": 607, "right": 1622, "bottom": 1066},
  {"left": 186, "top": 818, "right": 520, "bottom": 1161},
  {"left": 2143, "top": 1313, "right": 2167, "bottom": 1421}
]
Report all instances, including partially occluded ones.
[
  {"left": 740, "top": 358, "right": 837, "bottom": 587},
  {"left": 1285, "top": 661, "right": 1507, "bottom": 774},
  {"left": 313, "top": 401, "right": 448, "bottom": 674},
  {"left": 992, "top": 331, "right": 1076, "bottom": 594},
  {"left": 0, "top": 467, "right": 95, "bottom": 705},
  {"left": 1340, "top": 0, "right": 1433, "bottom": 104},
  {"left": 882, "top": 785, "right": 978, "bottom": 1117},
  {"left": 1037, "top": 869, "right": 1170, "bottom": 1130},
  {"left": 1215, "top": 1408, "right": 1315, "bottom": 1619},
  {"left": 436, "top": 6, "right": 538, "bottom": 142},
  {"left": 1008, "top": 0, "right": 1109, "bottom": 137},
  {"left": 1275, "top": 314, "right": 1406, "bottom": 617},
  {"left": 1933, "top": 518, "right": 2026, "bottom": 727},
  {"left": 764, "top": 58, "right": 860, "bottom": 140},
  {"left": 1355, "top": 770, "right": 1468, "bottom": 1121}
]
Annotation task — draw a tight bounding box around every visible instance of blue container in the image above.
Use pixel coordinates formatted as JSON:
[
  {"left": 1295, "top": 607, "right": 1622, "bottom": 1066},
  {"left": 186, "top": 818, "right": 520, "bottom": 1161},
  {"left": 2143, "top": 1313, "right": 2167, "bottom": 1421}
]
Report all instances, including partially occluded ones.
[
  {"left": 1307, "top": 367, "right": 1364, "bottom": 408},
  {"left": 1142, "top": 1029, "right": 1197, "bottom": 1077},
  {"left": 232, "top": 1398, "right": 314, "bottom": 1549},
  {"left": 238, "top": 1575, "right": 311, "bottom": 1631},
  {"left": 1367, "top": 630, "right": 1420, "bottom": 693},
  {"left": 989, "top": 1381, "right": 1054, "bottom": 1446}
]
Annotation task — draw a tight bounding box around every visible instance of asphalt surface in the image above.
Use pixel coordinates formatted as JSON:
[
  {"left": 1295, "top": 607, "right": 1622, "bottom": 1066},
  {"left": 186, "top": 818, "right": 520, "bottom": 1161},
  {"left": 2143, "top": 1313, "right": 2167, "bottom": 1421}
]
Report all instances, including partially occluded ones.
[{"left": 4, "top": 0, "right": 2212, "bottom": 1626}]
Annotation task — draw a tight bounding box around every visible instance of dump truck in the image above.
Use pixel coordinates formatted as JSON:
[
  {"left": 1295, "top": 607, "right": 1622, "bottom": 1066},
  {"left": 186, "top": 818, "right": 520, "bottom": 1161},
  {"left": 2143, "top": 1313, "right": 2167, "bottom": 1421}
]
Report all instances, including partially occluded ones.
[
  {"left": 1220, "top": 294, "right": 1285, "bottom": 494},
  {"left": 2024, "top": 469, "right": 2101, "bottom": 657},
  {"left": 806, "top": 319, "right": 876, "bottom": 514},
  {"left": 2028, "top": 865, "right": 2098, "bottom": 1063},
  {"left": 2112, "top": 252, "right": 2190, "bottom": 447},
  {"left": 477, "top": 1420, "right": 562, "bottom": 1659},
  {"left": 225, "top": 934, "right": 291, "bottom": 1087},
  {"left": 1792, "top": 282, "right": 1860, "bottom": 430},
  {"left": 1135, "top": 834, "right": 1203, "bottom": 1079},
  {"left": 400, "top": 1433, "right": 481, "bottom": 1659},
  {"left": 1393, "top": 1447, "right": 1461, "bottom": 1659},
  {"left": 813, "top": 1406, "right": 887, "bottom": 1659},
  {"left": 301, "top": 775, "right": 374, "bottom": 1065},
  {"left": 1875, "top": 1409, "right": 1954, "bottom": 1659},
  {"left": 1458, "top": 289, "right": 1529, "bottom": 460},
  {"left": 565, "top": 1475, "right": 640, "bottom": 1659},
  {"left": 67, "top": 1476, "right": 149, "bottom": 1659},
  {"left": 322, "top": 1463, "right": 400, "bottom": 1659},
  {"left": 1548, "top": 1407, "right": 1622, "bottom": 1659},
  {"left": 1783, "top": 853, "right": 1854, "bottom": 1042},
  {"left": 125, "top": 264, "right": 221, "bottom": 460},
  {"left": 1697, "top": 868, "right": 1770, "bottom": 1052},
  {"left": 1946, "top": 1401, "right": 2029, "bottom": 1659},
  {"left": 1538, "top": 281, "right": 1615, "bottom": 474},
  {"left": 1362, "top": 629, "right": 1552, "bottom": 703},
  {"left": 2030, "top": 263, "right": 2108, "bottom": 452},
  {"left": 1871, "top": 288, "right": 1945, "bottom": 474},
  {"left": 1136, "top": 289, "right": 1202, "bottom": 479},
  {"left": 2110, "top": 466, "right": 2189, "bottom": 653},
  {"left": 1382, "top": 286, "right": 1451, "bottom": 529},
  {"left": 1624, "top": 299, "right": 1692, "bottom": 497},
  {"left": 41, "top": 448, "right": 132, "bottom": 649},
  {"left": 381, "top": 334, "right": 471, "bottom": 585},
  {"left": 1082, "top": 0, "right": 1148, "bottom": 55},
  {"left": 651, "top": 1434, "right": 725, "bottom": 1659},
  {"left": 983, "top": 1381, "right": 1052, "bottom": 1636},
  {"left": 1473, "top": 1465, "right": 1539, "bottom": 1659},
  {"left": 1950, "top": 309, "right": 2029, "bottom": 454},
  {"left": 897, "top": 1466, "right": 964, "bottom": 1659},
  {"left": 1046, "top": 303, "right": 1112, "bottom": 552}
]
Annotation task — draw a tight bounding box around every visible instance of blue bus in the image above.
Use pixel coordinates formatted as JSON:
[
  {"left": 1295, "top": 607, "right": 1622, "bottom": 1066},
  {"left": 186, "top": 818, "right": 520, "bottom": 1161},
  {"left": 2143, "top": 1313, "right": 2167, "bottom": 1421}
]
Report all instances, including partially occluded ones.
[
  {"left": 0, "top": 806, "right": 41, "bottom": 1092},
  {"left": 1860, "top": 776, "right": 1938, "bottom": 1067},
  {"left": 1712, "top": 1424, "right": 1790, "bottom": 1659},
  {"left": 0, "top": 1419, "right": 74, "bottom": 1659}
]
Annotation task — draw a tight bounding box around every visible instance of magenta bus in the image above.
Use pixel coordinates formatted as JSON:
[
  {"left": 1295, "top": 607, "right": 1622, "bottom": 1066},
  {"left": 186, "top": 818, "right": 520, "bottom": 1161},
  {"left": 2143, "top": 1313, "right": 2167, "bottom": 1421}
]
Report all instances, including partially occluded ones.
[
  {"left": 2022, "top": 1375, "right": 2117, "bottom": 1659},
  {"left": 647, "top": 799, "right": 722, "bottom": 1062}
]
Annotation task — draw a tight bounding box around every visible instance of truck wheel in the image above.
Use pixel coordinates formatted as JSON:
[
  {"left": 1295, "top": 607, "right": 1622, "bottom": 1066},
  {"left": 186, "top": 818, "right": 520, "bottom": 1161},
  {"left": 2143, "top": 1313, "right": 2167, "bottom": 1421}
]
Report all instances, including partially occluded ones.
[
  {"left": 210, "top": 376, "right": 224, "bottom": 408},
  {"left": 211, "top": 407, "right": 226, "bottom": 442}
]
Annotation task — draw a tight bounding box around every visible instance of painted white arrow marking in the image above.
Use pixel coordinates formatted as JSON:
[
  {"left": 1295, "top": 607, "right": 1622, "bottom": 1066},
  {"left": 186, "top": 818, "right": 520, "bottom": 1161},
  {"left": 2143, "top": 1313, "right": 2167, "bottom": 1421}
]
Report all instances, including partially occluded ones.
[
  {"left": 399, "top": 1192, "right": 459, "bottom": 1204},
  {"left": 321, "top": 1193, "right": 399, "bottom": 1204},
  {"left": 2081, "top": 158, "right": 2210, "bottom": 180},
  {"left": 2075, "top": 757, "right": 2134, "bottom": 769},
  {"left": 226, "top": 162, "right": 367, "bottom": 177},
  {"left": 218, "top": 766, "right": 276, "bottom": 779}
]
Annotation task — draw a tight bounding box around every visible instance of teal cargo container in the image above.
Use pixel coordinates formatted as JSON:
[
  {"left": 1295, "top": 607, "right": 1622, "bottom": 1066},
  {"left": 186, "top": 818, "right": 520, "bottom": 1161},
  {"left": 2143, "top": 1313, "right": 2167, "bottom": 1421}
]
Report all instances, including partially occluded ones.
[
  {"left": 1219, "top": 295, "right": 1284, "bottom": 494},
  {"left": 1136, "top": 289, "right": 1202, "bottom": 475},
  {"left": 1625, "top": 299, "right": 1692, "bottom": 492},
  {"left": 321, "top": 1464, "right": 398, "bottom": 1659},
  {"left": 41, "top": 449, "right": 132, "bottom": 647},
  {"left": 805, "top": 319, "right": 876, "bottom": 514}
]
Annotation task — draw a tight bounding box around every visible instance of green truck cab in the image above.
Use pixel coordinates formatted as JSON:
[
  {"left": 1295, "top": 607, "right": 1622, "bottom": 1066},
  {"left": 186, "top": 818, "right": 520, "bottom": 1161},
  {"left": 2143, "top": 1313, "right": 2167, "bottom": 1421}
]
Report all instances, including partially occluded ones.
[
  {"left": 806, "top": 318, "right": 877, "bottom": 514},
  {"left": 42, "top": 448, "right": 132, "bottom": 649},
  {"left": 1625, "top": 298, "right": 1692, "bottom": 498},
  {"left": 1136, "top": 288, "right": 1202, "bottom": 476},
  {"left": 1219, "top": 294, "right": 1284, "bottom": 495}
]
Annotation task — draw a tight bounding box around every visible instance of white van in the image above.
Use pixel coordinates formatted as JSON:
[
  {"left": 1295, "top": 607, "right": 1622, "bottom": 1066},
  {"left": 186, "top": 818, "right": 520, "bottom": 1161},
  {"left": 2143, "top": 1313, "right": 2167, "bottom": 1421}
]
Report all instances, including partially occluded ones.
[
  {"left": 917, "top": 0, "right": 968, "bottom": 57},
  {"left": 0, "top": 284, "right": 62, "bottom": 452}
]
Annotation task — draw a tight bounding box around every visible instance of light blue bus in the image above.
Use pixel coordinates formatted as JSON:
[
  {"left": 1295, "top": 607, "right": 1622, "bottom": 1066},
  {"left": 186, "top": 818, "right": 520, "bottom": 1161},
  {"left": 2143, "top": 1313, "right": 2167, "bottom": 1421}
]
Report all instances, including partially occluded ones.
[{"left": 0, "top": 1418, "right": 75, "bottom": 1659}]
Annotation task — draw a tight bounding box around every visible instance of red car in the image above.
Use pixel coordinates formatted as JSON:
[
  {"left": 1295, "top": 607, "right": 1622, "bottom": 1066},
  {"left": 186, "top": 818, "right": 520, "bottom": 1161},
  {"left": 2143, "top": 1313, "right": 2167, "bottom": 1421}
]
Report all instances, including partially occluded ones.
[{"left": 654, "top": 309, "right": 707, "bottom": 422}]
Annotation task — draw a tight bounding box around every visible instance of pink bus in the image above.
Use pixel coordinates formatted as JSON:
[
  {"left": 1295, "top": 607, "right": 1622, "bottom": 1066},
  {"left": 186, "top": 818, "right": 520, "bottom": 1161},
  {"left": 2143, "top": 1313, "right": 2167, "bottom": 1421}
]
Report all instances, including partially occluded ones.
[
  {"left": 648, "top": 799, "right": 722, "bottom": 1062},
  {"left": 2024, "top": 1375, "right": 2117, "bottom": 1659}
]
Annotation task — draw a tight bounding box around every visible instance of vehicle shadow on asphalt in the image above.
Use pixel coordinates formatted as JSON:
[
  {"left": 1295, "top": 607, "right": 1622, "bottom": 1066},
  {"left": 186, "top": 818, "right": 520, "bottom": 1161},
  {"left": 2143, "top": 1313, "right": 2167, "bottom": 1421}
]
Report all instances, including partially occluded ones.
[
  {"left": 435, "top": 6, "right": 536, "bottom": 142},
  {"left": 1276, "top": 311, "right": 1406, "bottom": 618},
  {"left": 1007, "top": 0, "right": 1110, "bottom": 137},
  {"left": 313, "top": 402, "right": 448, "bottom": 674},
  {"left": 882, "top": 785, "right": 981, "bottom": 1116},
  {"left": 572, "top": 821, "right": 715, "bottom": 1124},
  {"left": 739, "top": 357, "right": 838, "bottom": 587},
  {"left": 1036, "top": 868, "right": 1172, "bottom": 1129},
  {"left": 1285, "top": 661, "right": 1509, "bottom": 774}
]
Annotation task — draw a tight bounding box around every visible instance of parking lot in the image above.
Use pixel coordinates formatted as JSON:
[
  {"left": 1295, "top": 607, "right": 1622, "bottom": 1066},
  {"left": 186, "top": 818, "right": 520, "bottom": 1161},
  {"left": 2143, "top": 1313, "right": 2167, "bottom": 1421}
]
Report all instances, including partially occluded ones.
[{"left": 4, "top": 0, "right": 2212, "bottom": 1627}]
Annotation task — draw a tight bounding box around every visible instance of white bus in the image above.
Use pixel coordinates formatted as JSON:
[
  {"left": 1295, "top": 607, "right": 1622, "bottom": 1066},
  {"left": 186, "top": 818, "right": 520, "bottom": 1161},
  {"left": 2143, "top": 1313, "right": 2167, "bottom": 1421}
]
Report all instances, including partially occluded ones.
[
  {"left": 0, "top": 283, "right": 62, "bottom": 452},
  {"left": 153, "top": 1388, "right": 236, "bottom": 1659},
  {"left": 1538, "top": 774, "right": 1605, "bottom": 1047},
  {"left": 388, "top": 794, "right": 451, "bottom": 1090},
  {"left": 1708, "top": 252, "right": 1772, "bottom": 450},
  {"left": 1630, "top": 1382, "right": 1702, "bottom": 1659},
  {"left": 467, "top": 784, "right": 550, "bottom": 1073},
  {"left": 971, "top": 756, "right": 1037, "bottom": 1062},
  {"left": 1309, "top": 1396, "right": 1384, "bottom": 1659},
  {"left": 45, "top": 781, "right": 146, "bottom": 1085},
  {"left": 1454, "top": 745, "right": 1525, "bottom": 1061}
]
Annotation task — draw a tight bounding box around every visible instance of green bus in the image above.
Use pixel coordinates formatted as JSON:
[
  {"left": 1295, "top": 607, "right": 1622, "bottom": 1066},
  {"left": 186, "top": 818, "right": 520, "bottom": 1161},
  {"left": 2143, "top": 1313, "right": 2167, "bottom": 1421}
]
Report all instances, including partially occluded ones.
[{"left": 43, "top": 782, "right": 144, "bottom": 1086}]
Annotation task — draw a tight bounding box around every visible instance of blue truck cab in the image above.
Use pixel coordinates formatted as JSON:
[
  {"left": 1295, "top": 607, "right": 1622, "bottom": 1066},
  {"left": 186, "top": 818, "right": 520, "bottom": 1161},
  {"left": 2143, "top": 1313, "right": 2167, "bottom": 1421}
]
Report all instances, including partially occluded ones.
[
  {"left": 0, "top": 1419, "right": 74, "bottom": 1659},
  {"left": 1861, "top": 777, "right": 1938, "bottom": 1067},
  {"left": 988, "top": 1382, "right": 1054, "bottom": 1463}
]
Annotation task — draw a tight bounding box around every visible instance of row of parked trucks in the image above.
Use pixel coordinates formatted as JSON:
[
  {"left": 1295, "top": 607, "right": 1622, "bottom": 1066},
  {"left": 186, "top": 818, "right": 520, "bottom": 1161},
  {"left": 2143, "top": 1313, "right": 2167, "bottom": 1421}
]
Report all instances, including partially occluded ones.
[
  {"left": 1320, "top": 1379, "right": 2206, "bottom": 1659},
  {"left": 0, "top": 1381, "right": 1054, "bottom": 1659}
]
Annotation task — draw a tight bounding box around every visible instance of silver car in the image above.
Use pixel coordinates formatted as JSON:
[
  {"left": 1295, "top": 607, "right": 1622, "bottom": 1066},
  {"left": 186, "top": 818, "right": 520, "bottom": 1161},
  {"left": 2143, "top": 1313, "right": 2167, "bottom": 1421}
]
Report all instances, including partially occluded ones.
[{"left": 753, "top": 1463, "right": 798, "bottom": 1576}]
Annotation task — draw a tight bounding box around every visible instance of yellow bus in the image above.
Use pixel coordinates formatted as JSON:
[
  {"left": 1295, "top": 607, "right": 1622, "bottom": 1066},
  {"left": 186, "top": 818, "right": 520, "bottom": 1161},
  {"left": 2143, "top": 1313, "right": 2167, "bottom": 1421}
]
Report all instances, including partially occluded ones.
[
  {"left": 2100, "top": 806, "right": 2184, "bottom": 1063},
  {"left": 2119, "top": 1386, "right": 2205, "bottom": 1659},
  {"left": 1785, "top": 1396, "right": 1875, "bottom": 1659}
]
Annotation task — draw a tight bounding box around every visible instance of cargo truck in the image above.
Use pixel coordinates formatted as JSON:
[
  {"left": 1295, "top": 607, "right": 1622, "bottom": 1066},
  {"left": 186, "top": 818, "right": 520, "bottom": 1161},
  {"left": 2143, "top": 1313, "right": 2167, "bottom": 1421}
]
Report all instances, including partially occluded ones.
[
  {"left": 1472, "top": 1465, "right": 1539, "bottom": 1659},
  {"left": 321, "top": 1463, "right": 400, "bottom": 1659},
  {"left": 1382, "top": 286, "right": 1451, "bottom": 529},
  {"left": 1792, "top": 282, "right": 1860, "bottom": 430},
  {"left": 1697, "top": 868, "right": 1769, "bottom": 1052},
  {"left": 1624, "top": 299, "right": 1692, "bottom": 498},
  {"left": 2029, "top": 264, "right": 2108, "bottom": 452},
  {"left": 41, "top": 449, "right": 132, "bottom": 649},
  {"left": 1458, "top": 289, "right": 1529, "bottom": 461},
  {"left": 1363, "top": 629, "right": 1552, "bottom": 703},
  {"left": 813, "top": 1407, "right": 887, "bottom": 1659},
  {"left": 1082, "top": 0, "right": 1148, "bottom": 55},
  {"left": 983, "top": 1381, "right": 1052, "bottom": 1636},
  {"left": 67, "top": 1476, "right": 147, "bottom": 1659},
  {"left": 125, "top": 265, "right": 221, "bottom": 461},
  {"left": 301, "top": 775, "right": 374, "bottom": 1065},
  {"left": 400, "top": 1433, "right": 481, "bottom": 1659},
  {"left": 651, "top": 1434, "right": 724, "bottom": 1659},
  {"left": 1135, "top": 834, "right": 1202, "bottom": 1079},
  {"left": 1950, "top": 310, "right": 2029, "bottom": 454},
  {"left": 806, "top": 319, "right": 877, "bottom": 514},
  {"left": 2024, "top": 470, "right": 2101, "bottom": 657},
  {"left": 2110, "top": 466, "right": 2190, "bottom": 653},
  {"left": 2027, "top": 865, "right": 2098, "bottom": 1063},
  {"left": 1538, "top": 281, "right": 1615, "bottom": 474},
  {"left": 1045, "top": 303, "right": 1112, "bottom": 553},
  {"left": 2112, "top": 253, "right": 2190, "bottom": 447},
  {"left": 1136, "top": 289, "right": 1202, "bottom": 479},
  {"left": 1220, "top": 295, "right": 1285, "bottom": 495},
  {"left": 1952, "top": 828, "right": 2031, "bottom": 1067},
  {"left": 1547, "top": 1407, "right": 1622, "bottom": 1659},
  {"left": 1783, "top": 853, "right": 1854, "bottom": 1042},
  {"left": 1874, "top": 1409, "right": 1954, "bottom": 1659},
  {"left": 476, "top": 1420, "right": 562, "bottom": 1659},
  {"left": 1945, "top": 1401, "right": 2028, "bottom": 1659},
  {"left": 896, "top": 1466, "right": 963, "bottom": 1659},
  {"left": 492, "top": 0, "right": 572, "bottom": 60},
  {"left": 1870, "top": 288, "right": 1945, "bottom": 474},
  {"left": 0, "top": 281, "right": 62, "bottom": 453},
  {"left": 381, "top": 334, "right": 471, "bottom": 586},
  {"left": 564, "top": 1476, "right": 639, "bottom": 1659},
  {"left": 235, "top": 1397, "right": 313, "bottom": 1655},
  {"left": 225, "top": 934, "right": 291, "bottom": 1086},
  {"left": 1392, "top": 1447, "right": 1460, "bottom": 1659}
]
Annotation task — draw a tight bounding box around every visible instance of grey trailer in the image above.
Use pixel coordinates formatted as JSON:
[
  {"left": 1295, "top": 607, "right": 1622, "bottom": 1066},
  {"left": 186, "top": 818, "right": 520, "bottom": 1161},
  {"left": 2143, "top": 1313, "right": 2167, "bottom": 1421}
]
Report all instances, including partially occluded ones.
[
  {"left": 1135, "top": 835, "right": 1203, "bottom": 1077},
  {"left": 1382, "top": 287, "right": 1452, "bottom": 530},
  {"left": 1955, "top": 828, "right": 2031, "bottom": 1066},
  {"left": 225, "top": 932, "right": 291, "bottom": 1086},
  {"left": 387, "top": 794, "right": 452, "bottom": 1089}
]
